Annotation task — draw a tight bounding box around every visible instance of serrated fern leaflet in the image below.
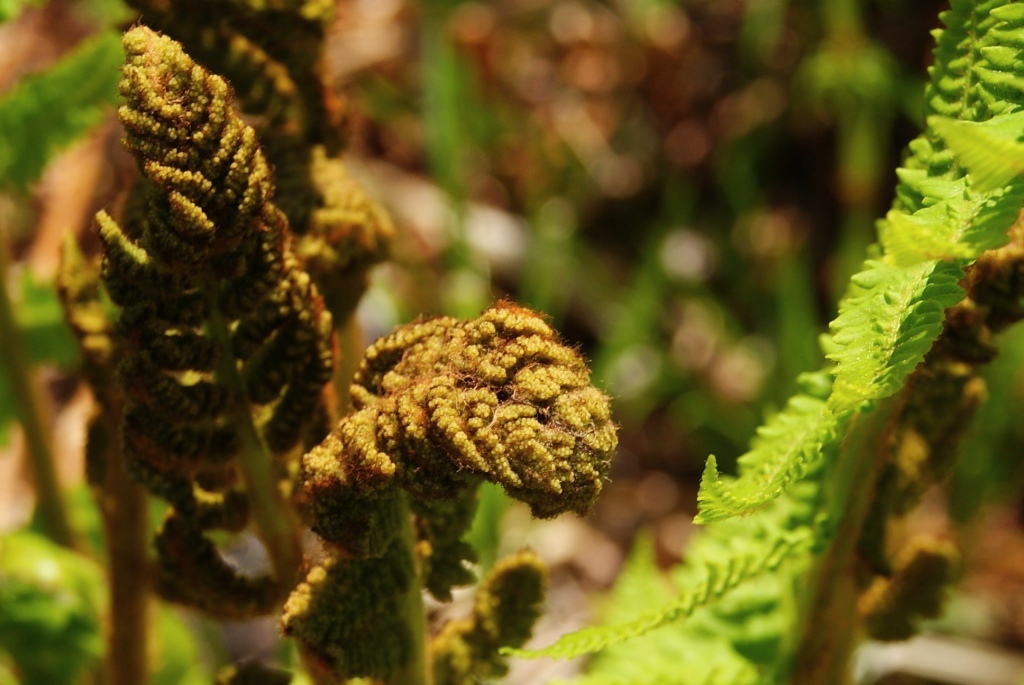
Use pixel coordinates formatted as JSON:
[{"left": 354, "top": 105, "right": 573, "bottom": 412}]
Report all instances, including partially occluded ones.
[{"left": 505, "top": 525, "right": 816, "bottom": 660}]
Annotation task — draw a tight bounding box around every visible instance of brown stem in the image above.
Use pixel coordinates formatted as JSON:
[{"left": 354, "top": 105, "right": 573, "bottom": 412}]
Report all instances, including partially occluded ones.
[
  {"left": 99, "top": 401, "right": 149, "bottom": 685},
  {"left": 790, "top": 401, "right": 898, "bottom": 685},
  {"left": 330, "top": 314, "right": 363, "bottom": 417}
]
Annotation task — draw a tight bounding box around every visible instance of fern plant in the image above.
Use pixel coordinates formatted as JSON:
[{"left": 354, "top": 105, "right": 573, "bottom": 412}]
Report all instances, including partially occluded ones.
[
  {"left": 5, "top": 0, "right": 1024, "bottom": 684},
  {"left": 11, "top": 5, "right": 617, "bottom": 684}
]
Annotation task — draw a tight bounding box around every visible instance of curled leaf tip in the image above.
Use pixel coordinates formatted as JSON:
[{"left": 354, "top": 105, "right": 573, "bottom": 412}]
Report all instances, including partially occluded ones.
[{"left": 301, "top": 302, "right": 618, "bottom": 549}]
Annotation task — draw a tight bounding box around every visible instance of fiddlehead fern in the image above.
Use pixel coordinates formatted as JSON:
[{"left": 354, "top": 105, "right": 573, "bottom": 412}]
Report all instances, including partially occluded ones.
[
  {"left": 97, "top": 26, "right": 334, "bottom": 616},
  {"left": 432, "top": 550, "right": 547, "bottom": 685},
  {"left": 300, "top": 302, "right": 617, "bottom": 550},
  {"left": 288, "top": 302, "right": 616, "bottom": 680},
  {"left": 123, "top": 0, "right": 394, "bottom": 323}
]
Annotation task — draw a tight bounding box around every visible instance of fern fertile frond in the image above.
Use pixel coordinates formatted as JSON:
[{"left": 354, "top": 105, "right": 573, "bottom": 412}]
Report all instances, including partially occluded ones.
[
  {"left": 281, "top": 533, "right": 415, "bottom": 681},
  {"left": 97, "top": 26, "right": 334, "bottom": 615},
  {"left": 301, "top": 302, "right": 617, "bottom": 552},
  {"left": 432, "top": 550, "right": 547, "bottom": 685},
  {"left": 410, "top": 487, "right": 479, "bottom": 602},
  {"left": 124, "top": 0, "right": 340, "bottom": 150},
  {"left": 123, "top": 0, "right": 394, "bottom": 320},
  {"left": 102, "top": 26, "right": 333, "bottom": 507}
]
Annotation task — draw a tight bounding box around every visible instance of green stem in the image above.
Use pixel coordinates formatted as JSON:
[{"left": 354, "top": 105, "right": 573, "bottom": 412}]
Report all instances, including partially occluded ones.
[
  {"left": 395, "top": 492, "right": 429, "bottom": 685},
  {"left": 0, "top": 224, "right": 75, "bottom": 548},
  {"left": 204, "top": 283, "right": 300, "bottom": 586}
]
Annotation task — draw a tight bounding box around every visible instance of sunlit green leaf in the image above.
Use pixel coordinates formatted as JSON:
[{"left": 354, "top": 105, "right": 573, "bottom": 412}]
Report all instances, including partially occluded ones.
[{"left": 0, "top": 31, "right": 122, "bottom": 191}]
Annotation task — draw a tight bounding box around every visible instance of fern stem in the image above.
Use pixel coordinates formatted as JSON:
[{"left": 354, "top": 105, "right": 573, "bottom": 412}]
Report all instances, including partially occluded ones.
[
  {"left": 330, "top": 313, "right": 362, "bottom": 416},
  {"left": 394, "top": 492, "right": 430, "bottom": 685},
  {"left": 204, "top": 283, "right": 301, "bottom": 586},
  {"left": 100, "top": 400, "right": 149, "bottom": 685},
  {"left": 790, "top": 402, "right": 896, "bottom": 684},
  {"left": 0, "top": 223, "right": 75, "bottom": 548}
]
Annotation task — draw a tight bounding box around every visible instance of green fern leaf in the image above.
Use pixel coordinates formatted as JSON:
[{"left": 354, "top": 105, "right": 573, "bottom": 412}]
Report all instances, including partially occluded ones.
[
  {"left": 521, "top": 1, "right": 1024, "bottom": 675},
  {"left": 882, "top": 177, "right": 1020, "bottom": 269},
  {"left": 694, "top": 0, "right": 1024, "bottom": 523},
  {"left": 827, "top": 259, "right": 966, "bottom": 412},
  {"left": 504, "top": 528, "right": 813, "bottom": 660},
  {"left": 0, "top": 32, "right": 122, "bottom": 191},
  {"left": 546, "top": 535, "right": 759, "bottom": 685},
  {"left": 925, "top": 0, "right": 1019, "bottom": 122}
]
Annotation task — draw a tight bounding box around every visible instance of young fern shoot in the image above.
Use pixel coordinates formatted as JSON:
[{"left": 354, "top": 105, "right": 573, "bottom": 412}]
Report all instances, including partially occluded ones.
[
  {"left": 98, "top": 26, "right": 333, "bottom": 615},
  {"left": 286, "top": 303, "right": 617, "bottom": 682},
  {"left": 81, "top": 20, "right": 618, "bottom": 684}
]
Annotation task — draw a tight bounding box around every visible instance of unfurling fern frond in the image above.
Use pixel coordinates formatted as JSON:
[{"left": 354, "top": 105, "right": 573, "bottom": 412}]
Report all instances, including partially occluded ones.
[
  {"left": 289, "top": 303, "right": 615, "bottom": 680},
  {"left": 300, "top": 302, "right": 617, "bottom": 545},
  {"left": 432, "top": 550, "right": 547, "bottom": 685},
  {"left": 98, "top": 26, "right": 334, "bottom": 616},
  {"left": 123, "top": 0, "right": 394, "bottom": 323}
]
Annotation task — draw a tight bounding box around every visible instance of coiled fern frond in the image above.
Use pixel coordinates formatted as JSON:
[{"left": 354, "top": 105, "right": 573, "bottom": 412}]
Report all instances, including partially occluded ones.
[
  {"left": 97, "top": 26, "right": 334, "bottom": 616},
  {"left": 432, "top": 550, "right": 547, "bottom": 685},
  {"left": 287, "top": 303, "right": 616, "bottom": 680},
  {"left": 301, "top": 302, "right": 617, "bottom": 554},
  {"left": 124, "top": 0, "right": 394, "bottom": 323}
]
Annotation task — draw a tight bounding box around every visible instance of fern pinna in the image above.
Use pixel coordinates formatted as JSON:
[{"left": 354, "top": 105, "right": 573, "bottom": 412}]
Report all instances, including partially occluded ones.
[{"left": 513, "top": 1, "right": 1024, "bottom": 682}]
